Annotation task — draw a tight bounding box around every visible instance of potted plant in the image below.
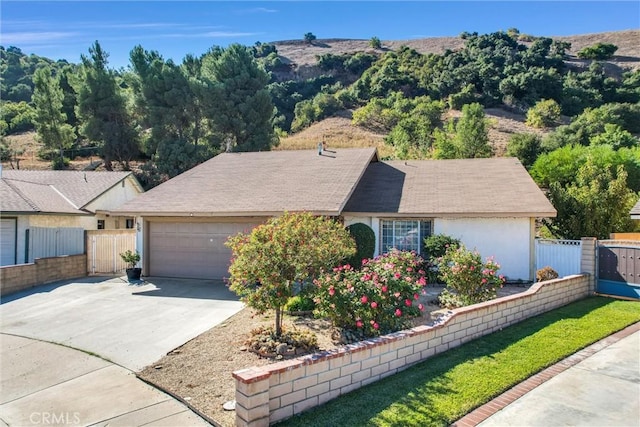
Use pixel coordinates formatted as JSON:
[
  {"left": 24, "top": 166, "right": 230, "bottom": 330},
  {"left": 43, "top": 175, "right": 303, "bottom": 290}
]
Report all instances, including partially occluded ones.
[{"left": 120, "top": 250, "right": 141, "bottom": 281}]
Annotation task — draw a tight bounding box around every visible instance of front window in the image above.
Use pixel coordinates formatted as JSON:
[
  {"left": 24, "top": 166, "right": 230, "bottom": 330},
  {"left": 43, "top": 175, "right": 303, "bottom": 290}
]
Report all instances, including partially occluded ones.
[
  {"left": 97, "top": 219, "right": 105, "bottom": 230},
  {"left": 380, "top": 220, "right": 432, "bottom": 254}
]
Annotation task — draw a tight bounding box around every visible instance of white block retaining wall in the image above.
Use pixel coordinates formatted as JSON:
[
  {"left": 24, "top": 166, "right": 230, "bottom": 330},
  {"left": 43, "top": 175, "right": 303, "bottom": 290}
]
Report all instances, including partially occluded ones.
[{"left": 233, "top": 274, "right": 592, "bottom": 426}]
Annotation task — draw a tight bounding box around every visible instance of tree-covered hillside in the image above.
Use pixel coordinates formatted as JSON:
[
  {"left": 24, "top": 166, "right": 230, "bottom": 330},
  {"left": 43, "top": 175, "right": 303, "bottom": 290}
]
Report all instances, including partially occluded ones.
[{"left": 1, "top": 29, "right": 639, "bottom": 239}]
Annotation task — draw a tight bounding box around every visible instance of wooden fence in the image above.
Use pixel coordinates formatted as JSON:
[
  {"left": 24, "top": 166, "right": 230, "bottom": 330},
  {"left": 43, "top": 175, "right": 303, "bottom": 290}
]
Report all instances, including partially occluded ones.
[{"left": 86, "top": 230, "right": 136, "bottom": 274}]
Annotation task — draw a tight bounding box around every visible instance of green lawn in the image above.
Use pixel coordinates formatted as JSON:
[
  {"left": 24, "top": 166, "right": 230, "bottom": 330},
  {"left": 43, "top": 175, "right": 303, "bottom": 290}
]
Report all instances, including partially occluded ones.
[{"left": 279, "top": 297, "right": 640, "bottom": 427}]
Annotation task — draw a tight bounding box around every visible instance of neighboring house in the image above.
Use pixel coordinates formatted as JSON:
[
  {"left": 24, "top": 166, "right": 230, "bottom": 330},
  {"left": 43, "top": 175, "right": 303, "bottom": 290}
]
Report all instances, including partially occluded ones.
[
  {"left": 630, "top": 199, "right": 640, "bottom": 220},
  {"left": 0, "top": 169, "right": 143, "bottom": 266},
  {"left": 113, "top": 148, "right": 556, "bottom": 281}
]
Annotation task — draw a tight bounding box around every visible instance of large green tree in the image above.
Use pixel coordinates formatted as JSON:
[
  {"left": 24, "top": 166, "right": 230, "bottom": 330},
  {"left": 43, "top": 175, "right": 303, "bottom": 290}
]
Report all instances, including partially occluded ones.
[
  {"left": 226, "top": 212, "right": 355, "bottom": 336},
  {"left": 32, "top": 66, "right": 75, "bottom": 168},
  {"left": 545, "top": 158, "right": 637, "bottom": 239},
  {"left": 130, "top": 46, "right": 214, "bottom": 180},
  {"left": 202, "top": 44, "right": 277, "bottom": 152},
  {"left": 77, "top": 41, "right": 138, "bottom": 170}
]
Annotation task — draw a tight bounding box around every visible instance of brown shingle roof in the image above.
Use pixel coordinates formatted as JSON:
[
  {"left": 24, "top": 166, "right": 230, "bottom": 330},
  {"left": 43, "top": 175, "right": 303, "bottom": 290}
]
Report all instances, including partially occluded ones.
[
  {"left": 343, "top": 157, "right": 556, "bottom": 217},
  {"left": 114, "top": 148, "right": 378, "bottom": 216},
  {"left": 1, "top": 170, "right": 134, "bottom": 215}
]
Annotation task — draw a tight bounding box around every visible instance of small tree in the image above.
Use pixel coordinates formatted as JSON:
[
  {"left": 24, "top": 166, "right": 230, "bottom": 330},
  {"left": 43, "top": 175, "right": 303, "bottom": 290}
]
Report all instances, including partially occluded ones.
[
  {"left": 369, "top": 36, "right": 382, "bottom": 49},
  {"left": 226, "top": 212, "right": 355, "bottom": 336},
  {"left": 506, "top": 133, "right": 542, "bottom": 169},
  {"left": 526, "top": 99, "right": 561, "bottom": 128},
  {"left": 303, "top": 32, "right": 317, "bottom": 44}
]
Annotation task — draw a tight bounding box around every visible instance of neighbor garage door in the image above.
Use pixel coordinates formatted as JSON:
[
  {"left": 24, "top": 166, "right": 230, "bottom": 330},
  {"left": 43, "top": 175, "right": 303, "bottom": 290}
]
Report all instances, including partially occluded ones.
[
  {"left": 1, "top": 218, "right": 17, "bottom": 266},
  {"left": 149, "top": 221, "right": 262, "bottom": 279}
]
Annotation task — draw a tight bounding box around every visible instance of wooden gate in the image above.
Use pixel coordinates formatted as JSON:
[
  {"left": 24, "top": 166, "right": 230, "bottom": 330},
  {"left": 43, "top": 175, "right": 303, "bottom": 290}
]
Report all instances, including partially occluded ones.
[
  {"left": 86, "top": 230, "right": 136, "bottom": 275},
  {"left": 597, "top": 241, "right": 640, "bottom": 299}
]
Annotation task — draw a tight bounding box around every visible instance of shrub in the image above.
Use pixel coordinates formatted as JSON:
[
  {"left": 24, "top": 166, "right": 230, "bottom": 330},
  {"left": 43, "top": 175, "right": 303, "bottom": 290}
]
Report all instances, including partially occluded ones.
[
  {"left": 423, "top": 234, "right": 462, "bottom": 284},
  {"left": 577, "top": 43, "right": 618, "bottom": 60},
  {"left": 284, "top": 295, "right": 316, "bottom": 313},
  {"left": 314, "top": 250, "right": 427, "bottom": 341},
  {"left": 304, "top": 32, "right": 317, "bottom": 44},
  {"left": 437, "top": 245, "right": 505, "bottom": 306},
  {"left": 424, "top": 234, "right": 461, "bottom": 261},
  {"left": 345, "top": 223, "right": 376, "bottom": 269},
  {"left": 536, "top": 266, "right": 559, "bottom": 282},
  {"left": 506, "top": 133, "right": 542, "bottom": 169},
  {"left": 369, "top": 36, "right": 382, "bottom": 49},
  {"left": 526, "top": 99, "right": 561, "bottom": 128}
]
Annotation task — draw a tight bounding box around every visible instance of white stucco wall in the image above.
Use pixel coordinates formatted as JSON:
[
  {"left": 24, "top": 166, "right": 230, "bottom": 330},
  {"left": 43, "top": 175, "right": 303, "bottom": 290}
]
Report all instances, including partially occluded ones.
[
  {"left": 434, "top": 217, "right": 533, "bottom": 281},
  {"left": 84, "top": 176, "right": 142, "bottom": 213},
  {"left": 343, "top": 215, "right": 534, "bottom": 281}
]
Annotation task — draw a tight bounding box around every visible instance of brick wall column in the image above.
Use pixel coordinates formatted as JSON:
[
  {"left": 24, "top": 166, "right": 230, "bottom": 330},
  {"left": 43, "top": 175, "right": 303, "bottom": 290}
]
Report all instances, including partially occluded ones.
[
  {"left": 234, "top": 368, "right": 271, "bottom": 427},
  {"left": 580, "top": 237, "right": 597, "bottom": 293}
]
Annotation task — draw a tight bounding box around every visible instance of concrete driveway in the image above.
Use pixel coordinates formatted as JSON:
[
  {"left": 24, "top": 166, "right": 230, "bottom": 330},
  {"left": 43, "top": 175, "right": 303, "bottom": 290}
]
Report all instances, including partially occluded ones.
[
  {"left": 0, "top": 276, "right": 244, "bottom": 370},
  {"left": 1, "top": 334, "right": 210, "bottom": 426}
]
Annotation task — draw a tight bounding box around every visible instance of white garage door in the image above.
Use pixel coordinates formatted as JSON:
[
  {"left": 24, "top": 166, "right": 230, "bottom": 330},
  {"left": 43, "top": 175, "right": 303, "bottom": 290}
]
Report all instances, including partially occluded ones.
[
  {"left": 149, "top": 221, "right": 262, "bottom": 279},
  {"left": 1, "top": 218, "right": 17, "bottom": 266}
]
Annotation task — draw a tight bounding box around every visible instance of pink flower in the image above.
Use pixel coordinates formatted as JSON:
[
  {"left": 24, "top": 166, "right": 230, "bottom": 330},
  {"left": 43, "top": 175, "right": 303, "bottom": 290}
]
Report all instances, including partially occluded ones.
[
  {"left": 481, "top": 278, "right": 487, "bottom": 284},
  {"left": 381, "top": 285, "right": 388, "bottom": 293},
  {"left": 394, "top": 292, "right": 401, "bottom": 298},
  {"left": 394, "top": 272, "right": 402, "bottom": 279},
  {"left": 417, "top": 277, "right": 426, "bottom": 286},
  {"left": 362, "top": 273, "right": 372, "bottom": 281},
  {"left": 418, "top": 303, "right": 424, "bottom": 311},
  {"left": 414, "top": 293, "right": 419, "bottom": 300},
  {"left": 373, "top": 322, "right": 379, "bottom": 330},
  {"left": 361, "top": 295, "right": 368, "bottom": 304},
  {"left": 371, "top": 301, "right": 378, "bottom": 309},
  {"left": 362, "top": 259, "right": 368, "bottom": 266},
  {"left": 406, "top": 267, "right": 413, "bottom": 272},
  {"left": 395, "top": 308, "right": 402, "bottom": 317},
  {"left": 470, "top": 266, "right": 475, "bottom": 271},
  {"left": 329, "top": 287, "right": 335, "bottom": 296},
  {"left": 405, "top": 299, "right": 412, "bottom": 307},
  {"left": 356, "top": 320, "right": 363, "bottom": 328}
]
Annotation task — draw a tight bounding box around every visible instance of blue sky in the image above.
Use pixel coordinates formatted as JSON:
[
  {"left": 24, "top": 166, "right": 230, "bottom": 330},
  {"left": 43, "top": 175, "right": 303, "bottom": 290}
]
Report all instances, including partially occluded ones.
[{"left": 1, "top": 1, "right": 639, "bottom": 69}]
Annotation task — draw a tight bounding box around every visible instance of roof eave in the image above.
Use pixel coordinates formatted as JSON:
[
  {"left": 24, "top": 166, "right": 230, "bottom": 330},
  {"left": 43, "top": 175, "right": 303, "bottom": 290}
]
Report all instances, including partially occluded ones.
[
  {"left": 342, "top": 211, "right": 558, "bottom": 218},
  {"left": 107, "top": 209, "right": 344, "bottom": 218}
]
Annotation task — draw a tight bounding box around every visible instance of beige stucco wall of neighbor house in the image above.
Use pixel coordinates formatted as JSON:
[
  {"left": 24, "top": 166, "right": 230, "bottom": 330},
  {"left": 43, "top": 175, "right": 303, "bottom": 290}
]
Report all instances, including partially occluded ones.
[
  {"left": 87, "top": 175, "right": 141, "bottom": 229},
  {"left": 434, "top": 217, "right": 533, "bottom": 281}
]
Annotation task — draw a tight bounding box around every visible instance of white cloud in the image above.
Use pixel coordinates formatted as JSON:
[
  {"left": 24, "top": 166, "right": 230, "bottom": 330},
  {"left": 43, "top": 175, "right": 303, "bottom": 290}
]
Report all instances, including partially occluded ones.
[
  {"left": 0, "top": 31, "right": 78, "bottom": 45},
  {"left": 235, "top": 7, "right": 277, "bottom": 14}
]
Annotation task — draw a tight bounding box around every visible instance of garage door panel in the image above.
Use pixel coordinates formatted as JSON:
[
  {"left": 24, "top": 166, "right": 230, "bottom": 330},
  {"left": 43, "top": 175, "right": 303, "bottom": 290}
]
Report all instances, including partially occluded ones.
[
  {"left": 149, "top": 221, "right": 262, "bottom": 279},
  {"left": 1, "top": 218, "right": 17, "bottom": 266}
]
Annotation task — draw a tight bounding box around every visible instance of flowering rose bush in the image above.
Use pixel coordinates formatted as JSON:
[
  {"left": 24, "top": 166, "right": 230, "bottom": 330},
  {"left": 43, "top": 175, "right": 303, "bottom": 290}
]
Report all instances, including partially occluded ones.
[
  {"left": 437, "top": 245, "right": 505, "bottom": 307},
  {"left": 314, "top": 249, "right": 428, "bottom": 340}
]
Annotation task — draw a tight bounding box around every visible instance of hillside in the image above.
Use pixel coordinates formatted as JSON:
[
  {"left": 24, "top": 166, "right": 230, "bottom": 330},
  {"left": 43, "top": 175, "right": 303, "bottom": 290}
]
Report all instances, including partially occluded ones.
[{"left": 273, "top": 30, "right": 640, "bottom": 72}]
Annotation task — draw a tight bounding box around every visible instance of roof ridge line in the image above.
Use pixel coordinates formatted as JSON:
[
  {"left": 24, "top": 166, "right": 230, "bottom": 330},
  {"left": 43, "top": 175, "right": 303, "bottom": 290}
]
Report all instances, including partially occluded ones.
[
  {"left": 2, "top": 178, "right": 41, "bottom": 212},
  {"left": 48, "top": 184, "right": 80, "bottom": 210}
]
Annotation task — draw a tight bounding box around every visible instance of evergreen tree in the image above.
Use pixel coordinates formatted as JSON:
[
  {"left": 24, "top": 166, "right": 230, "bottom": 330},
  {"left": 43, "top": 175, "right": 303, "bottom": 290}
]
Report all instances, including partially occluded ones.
[
  {"left": 130, "top": 46, "right": 213, "bottom": 179},
  {"left": 202, "top": 44, "right": 277, "bottom": 152},
  {"left": 77, "top": 41, "right": 138, "bottom": 170},
  {"left": 454, "top": 103, "right": 492, "bottom": 158},
  {"left": 58, "top": 65, "right": 79, "bottom": 130},
  {"left": 32, "top": 66, "right": 75, "bottom": 168}
]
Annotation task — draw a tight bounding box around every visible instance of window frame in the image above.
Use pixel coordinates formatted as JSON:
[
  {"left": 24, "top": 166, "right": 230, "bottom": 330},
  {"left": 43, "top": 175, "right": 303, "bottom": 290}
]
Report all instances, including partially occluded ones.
[{"left": 379, "top": 219, "right": 433, "bottom": 255}]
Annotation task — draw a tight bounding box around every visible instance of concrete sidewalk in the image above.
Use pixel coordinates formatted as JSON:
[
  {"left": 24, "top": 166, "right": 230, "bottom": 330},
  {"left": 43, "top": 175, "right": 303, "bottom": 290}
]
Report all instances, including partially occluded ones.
[
  {"left": 455, "top": 323, "right": 640, "bottom": 427},
  {"left": 0, "top": 334, "right": 211, "bottom": 426}
]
